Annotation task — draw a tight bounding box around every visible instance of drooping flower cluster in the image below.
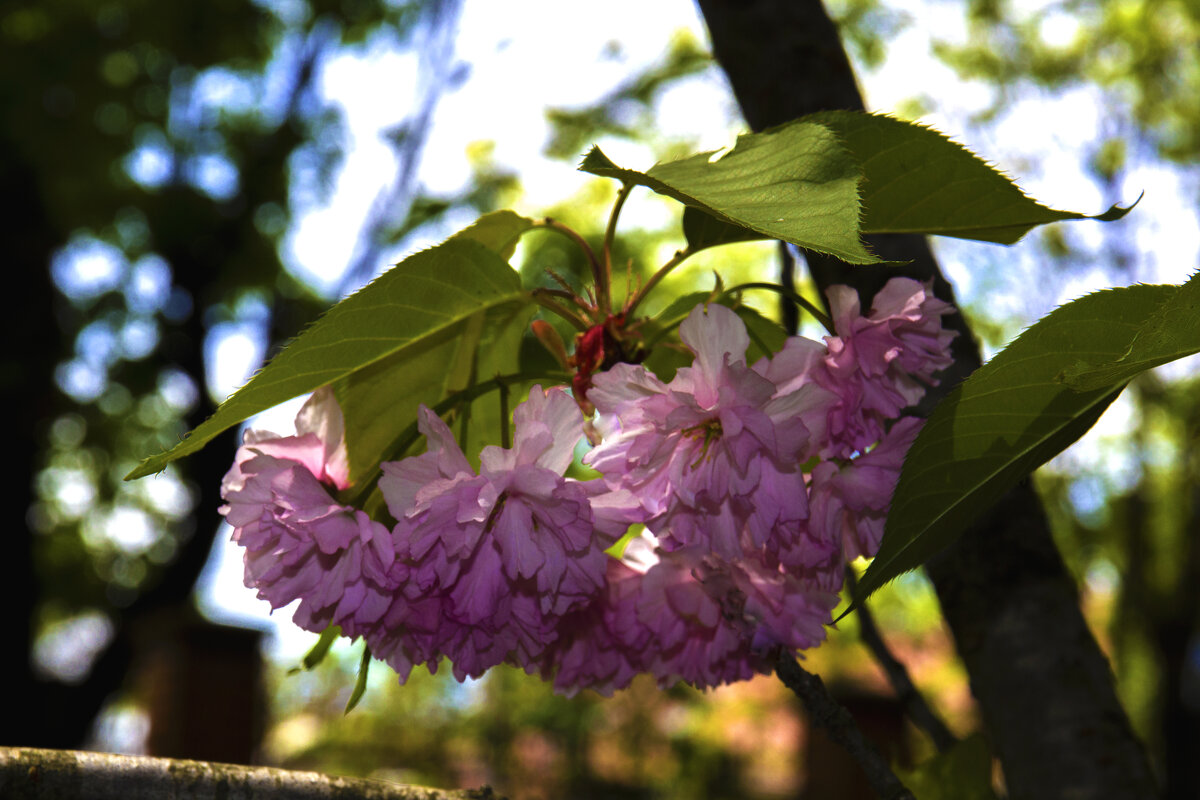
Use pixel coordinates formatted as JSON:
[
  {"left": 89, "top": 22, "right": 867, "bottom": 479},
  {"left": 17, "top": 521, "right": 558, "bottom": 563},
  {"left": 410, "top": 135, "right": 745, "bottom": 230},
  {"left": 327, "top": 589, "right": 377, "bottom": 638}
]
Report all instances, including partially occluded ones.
[{"left": 220, "top": 277, "right": 955, "bottom": 694}]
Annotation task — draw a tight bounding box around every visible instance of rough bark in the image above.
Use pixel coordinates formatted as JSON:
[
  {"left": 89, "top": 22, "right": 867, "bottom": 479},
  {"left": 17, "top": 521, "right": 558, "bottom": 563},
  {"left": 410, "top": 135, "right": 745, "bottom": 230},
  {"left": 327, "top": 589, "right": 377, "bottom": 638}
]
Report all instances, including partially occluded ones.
[
  {"left": 0, "top": 748, "right": 502, "bottom": 800},
  {"left": 695, "top": 1, "right": 1158, "bottom": 797}
]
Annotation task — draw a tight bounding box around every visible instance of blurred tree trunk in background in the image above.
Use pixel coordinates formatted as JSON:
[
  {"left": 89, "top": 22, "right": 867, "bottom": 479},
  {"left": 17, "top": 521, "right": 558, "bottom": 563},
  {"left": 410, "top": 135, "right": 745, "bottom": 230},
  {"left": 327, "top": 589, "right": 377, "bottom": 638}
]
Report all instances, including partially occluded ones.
[{"left": 694, "top": 1, "right": 1158, "bottom": 797}]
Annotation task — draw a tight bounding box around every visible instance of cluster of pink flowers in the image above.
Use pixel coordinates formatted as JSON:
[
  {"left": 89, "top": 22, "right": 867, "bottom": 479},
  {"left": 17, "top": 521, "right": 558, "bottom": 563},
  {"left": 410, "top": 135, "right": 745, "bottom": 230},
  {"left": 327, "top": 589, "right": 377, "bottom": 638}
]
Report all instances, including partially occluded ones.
[{"left": 221, "top": 277, "right": 954, "bottom": 694}]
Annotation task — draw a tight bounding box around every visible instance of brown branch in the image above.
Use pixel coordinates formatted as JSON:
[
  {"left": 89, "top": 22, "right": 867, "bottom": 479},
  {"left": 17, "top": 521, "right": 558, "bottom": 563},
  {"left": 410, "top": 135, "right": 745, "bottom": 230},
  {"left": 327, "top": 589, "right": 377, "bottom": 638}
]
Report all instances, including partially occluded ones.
[
  {"left": 0, "top": 748, "right": 504, "bottom": 800},
  {"left": 845, "top": 570, "right": 957, "bottom": 753},
  {"left": 774, "top": 654, "right": 915, "bottom": 800}
]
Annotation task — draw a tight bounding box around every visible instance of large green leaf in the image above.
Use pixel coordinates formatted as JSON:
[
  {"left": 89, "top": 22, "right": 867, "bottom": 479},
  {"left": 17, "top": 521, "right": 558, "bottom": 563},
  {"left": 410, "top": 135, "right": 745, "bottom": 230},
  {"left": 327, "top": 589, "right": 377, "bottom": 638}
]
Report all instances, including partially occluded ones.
[
  {"left": 126, "top": 237, "right": 532, "bottom": 480},
  {"left": 808, "top": 110, "right": 1134, "bottom": 243},
  {"left": 1061, "top": 270, "right": 1200, "bottom": 391},
  {"left": 848, "top": 283, "right": 1175, "bottom": 609},
  {"left": 452, "top": 209, "right": 535, "bottom": 261},
  {"left": 335, "top": 289, "right": 535, "bottom": 482},
  {"left": 579, "top": 122, "right": 876, "bottom": 264},
  {"left": 680, "top": 205, "right": 765, "bottom": 252},
  {"left": 589, "top": 113, "right": 1132, "bottom": 264}
]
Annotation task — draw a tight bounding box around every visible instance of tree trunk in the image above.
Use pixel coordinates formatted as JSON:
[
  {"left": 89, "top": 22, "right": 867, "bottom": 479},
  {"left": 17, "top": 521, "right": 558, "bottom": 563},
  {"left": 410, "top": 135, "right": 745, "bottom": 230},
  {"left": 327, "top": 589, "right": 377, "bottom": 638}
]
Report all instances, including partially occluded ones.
[{"left": 694, "top": 1, "right": 1158, "bottom": 797}]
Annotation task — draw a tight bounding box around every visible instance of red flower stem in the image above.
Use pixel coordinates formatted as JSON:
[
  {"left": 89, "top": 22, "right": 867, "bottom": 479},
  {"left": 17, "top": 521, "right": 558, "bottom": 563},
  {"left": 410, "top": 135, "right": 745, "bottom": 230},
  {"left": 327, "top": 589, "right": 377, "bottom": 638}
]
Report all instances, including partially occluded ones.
[
  {"left": 602, "top": 181, "right": 634, "bottom": 314},
  {"left": 625, "top": 247, "right": 695, "bottom": 317},
  {"left": 536, "top": 218, "right": 605, "bottom": 309},
  {"left": 532, "top": 289, "right": 591, "bottom": 331}
]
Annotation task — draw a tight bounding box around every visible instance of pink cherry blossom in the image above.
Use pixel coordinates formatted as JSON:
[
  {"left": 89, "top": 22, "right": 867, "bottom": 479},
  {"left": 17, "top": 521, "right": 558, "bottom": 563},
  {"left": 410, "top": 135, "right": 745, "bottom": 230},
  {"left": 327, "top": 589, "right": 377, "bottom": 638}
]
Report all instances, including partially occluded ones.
[
  {"left": 774, "top": 278, "right": 955, "bottom": 459},
  {"left": 220, "top": 387, "right": 398, "bottom": 638},
  {"left": 374, "top": 385, "right": 615, "bottom": 680},
  {"left": 539, "top": 534, "right": 840, "bottom": 694},
  {"left": 808, "top": 416, "right": 924, "bottom": 560},
  {"left": 585, "top": 303, "right": 828, "bottom": 564}
]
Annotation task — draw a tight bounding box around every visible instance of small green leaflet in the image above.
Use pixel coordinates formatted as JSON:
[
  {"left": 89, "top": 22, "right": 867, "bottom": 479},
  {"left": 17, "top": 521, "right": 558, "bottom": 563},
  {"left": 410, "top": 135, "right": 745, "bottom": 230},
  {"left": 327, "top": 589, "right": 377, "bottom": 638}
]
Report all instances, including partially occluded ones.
[
  {"left": 288, "top": 625, "right": 341, "bottom": 675},
  {"left": 1060, "top": 269, "right": 1200, "bottom": 391},
  {"left": 580, "top": 121, "right": 875, "bottom": 264},
  {"left": 345, "top": 643, "right": 372, "bottom": 715},
  {"left": 846, "top": 283, "right": 1175, "bottom": 612},
  {"left": 125, "top": 234, "right": 534, "bottom": 481},
  {"left": 807, "top": 111, "right": 1134, "bottom": 243}
]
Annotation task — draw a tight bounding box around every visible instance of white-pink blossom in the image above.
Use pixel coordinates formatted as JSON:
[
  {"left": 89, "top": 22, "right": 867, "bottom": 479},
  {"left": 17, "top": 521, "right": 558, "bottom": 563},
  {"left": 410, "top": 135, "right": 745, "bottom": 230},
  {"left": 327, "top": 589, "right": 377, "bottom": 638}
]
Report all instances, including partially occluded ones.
[{"left": 220, "top": 388, "right": 398, "bottom": 638}]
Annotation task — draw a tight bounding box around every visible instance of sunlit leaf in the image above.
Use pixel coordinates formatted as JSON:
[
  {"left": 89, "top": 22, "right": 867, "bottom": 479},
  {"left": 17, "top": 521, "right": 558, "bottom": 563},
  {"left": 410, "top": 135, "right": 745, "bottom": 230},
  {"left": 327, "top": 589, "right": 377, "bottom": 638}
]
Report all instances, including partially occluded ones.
[
  {"left": 808, "top": 110, "right": 1135, "bottom": 243},
  {"left": 586, "top": 113, "right": 1132, "bottom": 266},
  {"left": 1060, "top": 270, "right": 1200, "bottom": 390},
  {"left": 333, "top": 248, "right": 536, "bottom": 482},
  {"left": 580, "top": 121, "right": 876, "bottom": 264},
  {"left": 452, "top": 209, "right": 536, "bottom": 261},
  {"left": 848, "top": 283, "right": 1174, "bottom": 610},
  {"left": 126, "top": 237, "right": 532, "bottom": 480},
  {"left": 896, "top": 734, "right": 998, "bottom": 800}
]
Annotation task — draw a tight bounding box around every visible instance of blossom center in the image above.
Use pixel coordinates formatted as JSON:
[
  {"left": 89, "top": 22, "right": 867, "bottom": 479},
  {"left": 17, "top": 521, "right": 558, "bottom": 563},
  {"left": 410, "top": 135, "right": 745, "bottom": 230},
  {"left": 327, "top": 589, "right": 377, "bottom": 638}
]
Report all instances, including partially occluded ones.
[{"left": 683, "top": 418, "right": 723, "bottom": 469}]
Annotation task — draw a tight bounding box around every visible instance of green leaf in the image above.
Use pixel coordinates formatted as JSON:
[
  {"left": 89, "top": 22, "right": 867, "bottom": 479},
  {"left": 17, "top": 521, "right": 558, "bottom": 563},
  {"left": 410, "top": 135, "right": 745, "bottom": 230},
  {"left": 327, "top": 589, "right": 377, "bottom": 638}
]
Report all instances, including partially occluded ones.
[
  {"left": 680, "top": 206, "right": 765, "bottom": 252},
  {"left": 288, "top": 625, "right": 341, "bottom": 675},
  {"left": 452, "top": 209, "right": 536, "bottom": 261},
  {"left": 808, "top": 110, "right": 1135, "bottom": 244},
  {"left": 849, "top": 283, "right": 1175, "bottom": 610},
  {"left": 335, "top": 280, "right": 535, "bottom": 482},
  {"left": 643, "top": 289, "right": 721, "bottom": 347},
  {"left": 580, "top": 121, "right": 877, "bottom": 264},
  {"left": 1061, "top": 270, "right": 1200, "bottom": 390},
  {"left": 345, "top": 643, "right": 371, "bottom": 715},
  {"left": 733, "top": 305, "right": 787, "bottom": 362},
  {"left": 896, "top": 734, "right": 998, "bottom": 800},
  {"left": 126, "top": 237, "right": 533, "bottom": 481}
]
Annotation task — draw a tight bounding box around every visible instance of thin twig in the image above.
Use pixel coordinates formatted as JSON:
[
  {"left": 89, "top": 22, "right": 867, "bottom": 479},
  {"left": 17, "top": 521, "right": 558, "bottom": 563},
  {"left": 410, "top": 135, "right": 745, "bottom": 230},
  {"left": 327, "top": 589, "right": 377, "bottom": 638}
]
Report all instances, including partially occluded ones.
[
  {"left": 775, "top": 652, "right": 916, "bottom": 800},
  {"left": 845, "top": 569, "right": 958, "bottom": 753}
]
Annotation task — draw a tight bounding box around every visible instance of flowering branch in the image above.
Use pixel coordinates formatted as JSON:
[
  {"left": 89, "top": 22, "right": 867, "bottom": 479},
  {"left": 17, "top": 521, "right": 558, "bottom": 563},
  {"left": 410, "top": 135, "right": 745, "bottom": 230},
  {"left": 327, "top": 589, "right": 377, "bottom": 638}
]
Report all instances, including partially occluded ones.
[
  {"left": 845, "top": 569, "right": 957, "bottom": 753},
  {"left": 221, "top": 279, "right": 956, "bottom": 699},
  {"left": 774, "top": 652, "right": 916, "bottom": 800}
]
